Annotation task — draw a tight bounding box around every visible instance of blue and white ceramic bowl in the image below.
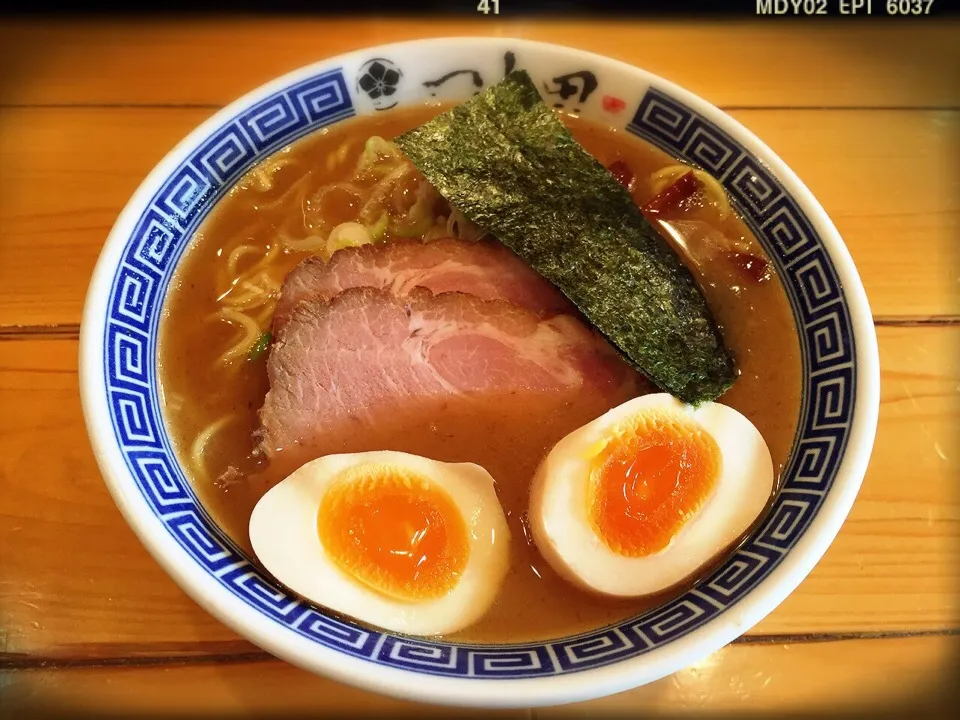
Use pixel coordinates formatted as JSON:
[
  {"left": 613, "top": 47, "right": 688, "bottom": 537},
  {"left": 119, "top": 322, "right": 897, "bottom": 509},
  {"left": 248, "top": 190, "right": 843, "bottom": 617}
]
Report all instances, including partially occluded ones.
[{"left": 79, "top": 38, "right": 880, "bottom": 708}]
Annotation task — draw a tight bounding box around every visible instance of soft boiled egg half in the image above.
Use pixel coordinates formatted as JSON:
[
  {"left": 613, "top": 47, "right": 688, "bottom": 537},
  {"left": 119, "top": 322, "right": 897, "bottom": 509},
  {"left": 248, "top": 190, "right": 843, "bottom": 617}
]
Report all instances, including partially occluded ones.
[
  {"left": 249, "top": 451, "right": 510, "bottom": 636},
  {"left": 529, "top": 393, "right": 773, "bottom": 597}
]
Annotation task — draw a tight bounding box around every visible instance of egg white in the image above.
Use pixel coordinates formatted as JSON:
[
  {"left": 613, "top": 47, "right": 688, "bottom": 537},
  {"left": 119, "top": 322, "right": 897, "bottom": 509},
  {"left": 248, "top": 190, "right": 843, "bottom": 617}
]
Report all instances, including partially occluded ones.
[
  {"left": 249, "top": 450, "right": 510, "bottom": 636},
  {"left": 529, "top": 393, "right": 773, "bottom": 597}
]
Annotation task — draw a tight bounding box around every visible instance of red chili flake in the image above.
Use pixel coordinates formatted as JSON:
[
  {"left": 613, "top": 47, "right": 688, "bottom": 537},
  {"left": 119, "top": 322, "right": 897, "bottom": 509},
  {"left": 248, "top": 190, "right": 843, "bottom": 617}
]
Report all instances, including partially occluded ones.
[
  {"left": 728, "top": 251, "right": 771, "bottom": 283},
  {"left": 641, "top": 171, "right": 698, "bottom": 219},
  {"left": 607, "top": 160, "right": 635, "bottom": 192},
  {"left": 602, "top": 95, "right": 627, "bottom": 113}
]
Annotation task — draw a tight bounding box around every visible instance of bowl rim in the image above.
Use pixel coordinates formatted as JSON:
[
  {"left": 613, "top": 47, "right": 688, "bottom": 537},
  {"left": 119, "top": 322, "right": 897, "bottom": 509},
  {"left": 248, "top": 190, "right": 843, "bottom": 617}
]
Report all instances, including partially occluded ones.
[{"left": 79, "top": 36, "right": 880, "bottom": 708}]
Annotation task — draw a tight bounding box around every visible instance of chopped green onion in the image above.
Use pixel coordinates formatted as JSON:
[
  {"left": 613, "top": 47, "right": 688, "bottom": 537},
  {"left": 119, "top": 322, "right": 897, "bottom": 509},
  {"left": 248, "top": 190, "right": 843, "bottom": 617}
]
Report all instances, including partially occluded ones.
[
  {"left": 356, "top": 136, "right": 404, "bottom": 176},
  {"left": 248, "top": 331, "right": 272, "bottom": 362},
  {"left": 369, "top": 211, "right": 389, "bottom": 241},
  {"left": 390, "top": 213, "right": 434, "bottom": 238},
  {"left": 325, "top": 222, "right": 374, "bottom": 257}
]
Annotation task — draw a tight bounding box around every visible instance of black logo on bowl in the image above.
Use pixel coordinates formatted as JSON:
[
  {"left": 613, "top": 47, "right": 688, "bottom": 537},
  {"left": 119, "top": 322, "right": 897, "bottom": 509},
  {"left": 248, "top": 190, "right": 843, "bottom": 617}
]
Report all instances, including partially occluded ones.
[
  {"left": 423, "top": 69, "right": 484, "bottom": 97},
  {"left": 421, "top": 52, "right": 520, "bottom": 99},
  {"left": 543, "top": 71, "right": 599, "bottom": 114},
  {"left": 356, "top": 58, "right": 402, "bottom": 111}
]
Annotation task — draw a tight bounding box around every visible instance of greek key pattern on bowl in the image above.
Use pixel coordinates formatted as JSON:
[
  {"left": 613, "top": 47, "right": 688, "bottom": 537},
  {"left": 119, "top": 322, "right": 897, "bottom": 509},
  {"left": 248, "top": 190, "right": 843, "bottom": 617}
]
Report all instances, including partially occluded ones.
[{"left": 102, "top": 71, "right": 856, "bottom": 679}]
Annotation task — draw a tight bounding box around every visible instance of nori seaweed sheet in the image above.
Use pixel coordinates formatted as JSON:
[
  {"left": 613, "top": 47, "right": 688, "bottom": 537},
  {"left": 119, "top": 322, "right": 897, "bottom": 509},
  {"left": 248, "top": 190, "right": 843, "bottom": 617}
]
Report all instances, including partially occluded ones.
[{"left": 395, "top": 70, "right": 736, "bottom": 404}]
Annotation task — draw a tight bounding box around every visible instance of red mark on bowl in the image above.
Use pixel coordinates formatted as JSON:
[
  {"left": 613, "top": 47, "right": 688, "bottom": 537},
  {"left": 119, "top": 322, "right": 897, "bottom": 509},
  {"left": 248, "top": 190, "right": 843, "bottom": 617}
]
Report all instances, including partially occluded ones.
[{"left": 603, "top": 95, "right": 626, "bottom": 114}]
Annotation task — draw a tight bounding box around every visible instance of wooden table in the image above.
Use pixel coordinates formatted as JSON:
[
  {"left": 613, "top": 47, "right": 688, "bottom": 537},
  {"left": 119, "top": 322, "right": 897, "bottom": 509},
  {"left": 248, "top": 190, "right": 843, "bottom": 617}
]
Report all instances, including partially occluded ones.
[{"left": 1, "top": 17, "right": 958, "bottom": 718}]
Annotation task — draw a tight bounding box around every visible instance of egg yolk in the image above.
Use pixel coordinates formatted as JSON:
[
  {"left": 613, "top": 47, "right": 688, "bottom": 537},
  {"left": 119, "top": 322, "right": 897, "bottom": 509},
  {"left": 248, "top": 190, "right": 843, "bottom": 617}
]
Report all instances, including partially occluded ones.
[
  {"left": 589, "top": 409, "right": 722, "bottom": 557},
  {"left": 317, "top": 464, "right": 470, "bottom": 602}
]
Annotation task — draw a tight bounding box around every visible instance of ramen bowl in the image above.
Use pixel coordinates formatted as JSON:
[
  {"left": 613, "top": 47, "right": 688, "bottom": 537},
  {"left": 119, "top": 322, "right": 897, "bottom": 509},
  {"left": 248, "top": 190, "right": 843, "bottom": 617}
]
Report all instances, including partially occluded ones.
[{"left": 79, "top": 37, "right": 880, "bottom": 708}]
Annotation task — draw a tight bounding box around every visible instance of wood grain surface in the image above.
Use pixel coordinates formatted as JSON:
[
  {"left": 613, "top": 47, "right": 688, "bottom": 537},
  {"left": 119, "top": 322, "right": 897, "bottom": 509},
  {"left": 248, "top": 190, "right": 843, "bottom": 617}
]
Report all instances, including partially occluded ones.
[
  {"left": 0, "top": 16, "right": 957, "bottom": 718},
  {"left": 2, "top": 636, "right": 956, "bottom": 718}
]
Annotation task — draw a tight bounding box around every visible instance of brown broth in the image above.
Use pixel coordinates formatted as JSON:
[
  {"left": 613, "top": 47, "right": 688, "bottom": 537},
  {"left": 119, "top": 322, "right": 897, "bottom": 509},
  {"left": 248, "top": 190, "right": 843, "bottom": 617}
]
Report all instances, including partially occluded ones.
[{"left": 159, "top": 105, "right": 802, "bottom": 643}]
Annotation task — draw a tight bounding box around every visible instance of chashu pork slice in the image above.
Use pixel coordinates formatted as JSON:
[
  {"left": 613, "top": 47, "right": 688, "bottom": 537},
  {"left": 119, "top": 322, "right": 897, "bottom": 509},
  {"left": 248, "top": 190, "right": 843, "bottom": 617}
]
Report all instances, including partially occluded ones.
[
  {"left": 259, "top": 287, "right": 645, "bottom": 454},
  {"left": 271, "top": 237, "right": 572, "bottom": 334}
]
